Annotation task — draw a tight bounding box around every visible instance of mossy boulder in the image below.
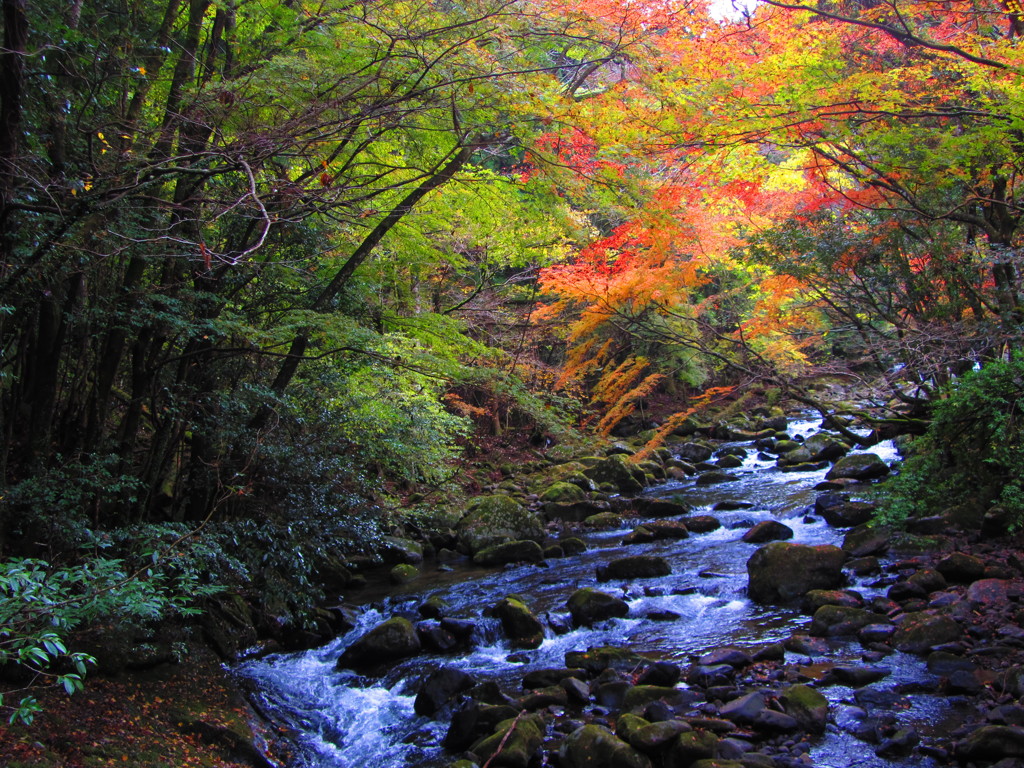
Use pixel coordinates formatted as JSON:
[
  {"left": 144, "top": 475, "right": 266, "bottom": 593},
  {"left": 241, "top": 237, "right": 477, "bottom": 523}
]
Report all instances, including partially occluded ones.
[
  {"left": 540, "top": 481, "right": 587, "bottom": 503},
  {"left": 560, "top": 725, "right": 653, "bottom": 768},
  {"left": 473, "top": 540, "right": 545, "bottom": 567},
  {"left": 337, "top": 617, "right": 421, "bottom": 669},
  {"left": 584, "top": 454, "right": 646, "bottom": 494},
  {"left": 825, "top": 453, "right": 890, "bottom": 481},
  {"left": 809, "top": 605, "right": 883, "bottom": 636},
  {"left": 456, "top": 495, "right": 545, "bottom": 555},
  {"left": 566, "top": 645, "right": 645, "bottom": 675},
  {"left": 389, "top": 563, "right": 418, "bottom": 584},
  {"left": 891, "top": 611, "right": 962, "bottom": 653},
  {"left": 802, "top": 433, "right": 851, "bottom": 462},
  {"left": 471, "top": 713, "right": 545, "bottom": 768},
  {"left": 667, "top": 730, "right": 720, "bottom": 767},
  {"left": 568, "top": 588, "right": 630, "bottom": 626},
  {"left": 746, "top": 542, "right": 846, "bottom": 604},
  {"left": 584, "top": 511, "right": 625, "bottom": 529},
  {"left": 380, "top": 536, "right": 424, "bottom": 564},
  {"left": 493, "top": 597, "right": 545, "bottom": 649}
]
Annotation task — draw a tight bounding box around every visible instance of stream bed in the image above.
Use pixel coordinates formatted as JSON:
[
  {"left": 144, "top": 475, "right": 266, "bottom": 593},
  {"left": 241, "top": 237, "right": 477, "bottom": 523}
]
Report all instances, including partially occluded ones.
[{"left": 238, "top": 418, "right": 963, "bottom": 768}]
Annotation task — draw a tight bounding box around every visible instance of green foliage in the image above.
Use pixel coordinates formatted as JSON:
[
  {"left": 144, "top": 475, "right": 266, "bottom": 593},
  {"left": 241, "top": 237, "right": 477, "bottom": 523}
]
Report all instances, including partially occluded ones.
[{"left": 880, "top": 355, "right": 1024, "bottom": 530}]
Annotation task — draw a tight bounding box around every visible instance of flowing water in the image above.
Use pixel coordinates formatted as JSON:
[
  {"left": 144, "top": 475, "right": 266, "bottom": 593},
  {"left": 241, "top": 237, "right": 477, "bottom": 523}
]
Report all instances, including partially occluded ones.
[{"left": 238, "top": 418, "right": 960, "bottom": 768}]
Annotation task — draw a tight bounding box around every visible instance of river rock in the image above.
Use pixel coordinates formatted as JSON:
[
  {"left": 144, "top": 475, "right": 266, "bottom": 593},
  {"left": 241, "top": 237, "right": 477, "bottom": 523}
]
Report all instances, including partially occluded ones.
[
  {"left": 814, "top": 493, "right": 876, "bottom": 527},
  {"left": 635, "top": 520, "right": 690, "bottom": 541},
  {"left": 802, "top": 589, "right": 864, "bottom": 614},
  {"left": 891, "top": 611, "right": 962, "bottom": 653},
  {"left": 380, "top": 536, "right": 424, "bottom": 564},
  {"left": 560, "top": 724, "right": 652, "bottom": 768},
  {"left": 597, "top": 555, "right": 672, "bottom": 582},
  {"left": 493, "top": 597, "right": 545, "bottom": 649},
  {"left": 471, "top": 713, "right": 545, "bottom": 768},
  {"left": 716, "top": 454, "right": 743, "bottom": 469},
  {"left": 821, "top": 665, "right": 891, "bottom": 687},
  {"left": 698, "top": 647, "right": 752, "bottom": 668},
  {"left": 621, "top": 685, "right": 698, "bottom": 714},
  {"left": 746, "top": 542, "right": 846, "bottom": 604},
  {"left": 522, "top": 667, "right": 586, "bottom": 689},
  {"left": 780, "top": 684, "right": 828, "bottom": 733},
  {"left": 696, "top": 470, "right": 739, "bottom": 485},
  {"left": 567, "top": 588, "right": 630, "bottom": 626},
  {"left": 955, "top": 725, "right": 1024, "bottom": 761},
  {"left": 666, "top": 730, "right": 719, "bottom": 768},
  {"left": 337, "top": 617, "right": 421, "bottom": 669},
  {"left": 810, "top": 605, "right": 883, "bottom": 636},
  {"left": 676, "top": 442, "right": 714, "bottom": 463},
  {"left": 540, "top": 481, "right": 587, "bottom": 503},
  {"left": 415, "top": 667, "right": 476, "bottom": 717},
  {"left": 803, "top": 432, "right": 851, "bottom": 461},
  {"left": 719, "top": 691, "right": 766, "bottom": 724},
  {"left": 566, "top": 646, "right": 646, "bottom": 675},
  {"left": 907, "top": 567, "right": 947, "bottom": 594},
  {"left": 825, "top": 453, "right": 890, "bottom": 481},
  {"left": 637, "top": 661, "right": 683, "bottom": 687},
  {"left": 967, "top": 578, "right": 1011, "bottom": 607},
  {"left": 633, "top": 497, "right": 692, "bottom": 517},
  {"left": 416, "top": 621, "right": 459, "bottom": 653},
  {"left": 741, "top": 520, "right": 793, "bottom": 543},
  {"left": 686, "top": 515, "right": 723, "bottom": 533},
  {"left": 584, "top": 454, "right": 646, "bottom": 495},
  {"left": 585, "top": 511, "right": 625, "bottom": 528},
  {"left": 456, "top": 495, "right": 544, "bottom": 555},
  {"left": 473, "top": 540, "right": 545, "bottom": 567},
  {"left": 936, "top": 552, "right": 986, "bottom": 583},
  {"left": 544, "top": 499, "right": 612, "bottom": 522},
  {"left": 841, "top": 525, "right": 890, "bottom": 557},
  {"left": 629, "top": 720, "right": 693, "bottom": 752}
]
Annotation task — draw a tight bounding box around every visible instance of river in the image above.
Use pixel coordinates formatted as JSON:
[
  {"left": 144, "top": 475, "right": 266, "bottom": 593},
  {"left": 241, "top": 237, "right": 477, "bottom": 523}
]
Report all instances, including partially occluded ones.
[{"left": 237, "top": 417, "right": 961, "bottom": 768}]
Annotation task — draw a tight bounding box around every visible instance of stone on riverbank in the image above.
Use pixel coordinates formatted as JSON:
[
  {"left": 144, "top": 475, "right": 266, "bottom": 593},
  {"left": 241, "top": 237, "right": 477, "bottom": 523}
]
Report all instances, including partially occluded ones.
[
  {"left": 746, "top": 542, "right": 846, "bottom": 604},
  {"left": 891, "top": 611, "right": 962, "bottom": 653},
  {"left": 584, "top": 454, "right": 646, "bottom": 495},
  {"left": 471, "top": 713, "right": 545, "bottom": 768},
  {"left": 810, "top": 605, "right": 884, "bottom": 636},
  {"left": 741, "top": 520, "right": 793, "bottom": 543},
  {"left": 493, "top": 597, "right": 545, "bottom": 649},
  {"left": 456, "top": 495, "right": 544, "bottom": 555},
  {"left": 780, "top": 684, "right": 829, "bottom": 733},
  {"left": 560, "top": 724, "right": 652, "bottom": 768}
]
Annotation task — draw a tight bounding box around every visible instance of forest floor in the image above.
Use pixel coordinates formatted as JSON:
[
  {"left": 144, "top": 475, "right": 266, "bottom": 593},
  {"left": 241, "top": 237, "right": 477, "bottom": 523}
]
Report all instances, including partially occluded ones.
[{"left": 0, "top": 641, "right": 286, "bottom": 768}]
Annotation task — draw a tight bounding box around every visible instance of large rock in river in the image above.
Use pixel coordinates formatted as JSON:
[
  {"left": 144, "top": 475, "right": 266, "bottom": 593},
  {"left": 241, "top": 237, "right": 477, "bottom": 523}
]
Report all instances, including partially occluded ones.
[
  {"left": 825, "top": 453, "right": 890, "bottom": 481},
  {"left": 568, "top": 588, "right": 630, "bottom": 626},
  {"left": 584, "top": 454, "right": 646, "bottom": 494},
  {"left": 597, "top": 555, "right": 672, "bottom": 582},
  {"left": 471, "top": 713, "right": 545, "bottom": 768},
  {"left": 338, "top": 617, "right": 421, "bottom": 669},
  {"left": 456, "top": 494, "right": 545, "bottom": 555},
  {"left": 746, "top": 542, "right": 846, "bottom": 604}
]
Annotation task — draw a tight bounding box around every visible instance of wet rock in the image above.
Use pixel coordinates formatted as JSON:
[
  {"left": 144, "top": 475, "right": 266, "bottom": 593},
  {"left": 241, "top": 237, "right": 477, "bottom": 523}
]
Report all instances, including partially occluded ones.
[
  {"left": 696, "top": 470, "right": 739, "bottom": 486},
  {"left": 741, "top": 520, "right": 793, "bottom": 543},
  {"left": 784, "top": 634, "right": 828, "bottom": 656},
  {"left": 751, "top": 709, "right": 800, "bottom": 732},
  {"left": 820, "top": 665, "right": 890, "bottom": 687},
  {"left": 802, "top": 433, "right": 851, "bottom": 462},
  {"left": 493, "top": 597, "right": 545, "bottom": 649},
  {"left": 719, "top": 691, "right": 766, "bottom": 724},
  {"left": 622, "top": 685, "right": 699, "bottom": 714},
  {"left": 597, "top": 679, "right": 633, "bottom": 709},
  {"left": 887, "top": 580, "right": 928, "bottom": 602},
  {"left": 585, "top": 511, "right": 626, "bottom": 529},
  {"left": 471, "top": 713, "right": 545, "bottom": 768},
  {"left": 858, "top": 623, "right": 896, "bottom": 644},
  {"left": 560, "top": 724, "right": 653, "bottom": 768},
  {"left": 967, "top": 578, "right": 1011, "bottom": 607},
  {"left": 416, "top": 621, "right": 460, "bottom": 653},
  {"left": 415, "top": 667, "right": 476, "bottom": 717},
  {"left": 686, "top": 515, "right": 723, "bottom": 533},
  {"left": 801, "top": 589, "right": 863, "bottom": 615},
  {"left": 815, "top": 494, "right": 876, "bottom": 528},
  {"left": 617, "top": 713, "right": 651, "bottom": 743},
  {"left": 380, "top": 536, "right": 425, "bottom": 564},
  {"left": 562, "top": 676, "right": 591, "bottom": 704},
  {"left": 698, "top": 648, "right": 753, "bottom": 668},
  {"left": 440, "top": 617, "right": 476, "bottom": 641},
  {"left": 891, "top": 611, "right": 962, "bottom": 653},
  {"left": 337, "top": 617, "right": 421, "bottom": 669},
  {"left": 473, "top": 540, "right": 545, "bottom": 567},
  {"left": 517, "top": 684, "right": 568, "bottom": 710},
  {"left": 636, "top": 661, "right": 683, "bottom": 687},
  {"left": 875, "top": 728, "right": 919, "bottom": 757},
  {"left": 936, "top": 552, "right": 986, "bottom": 583},
  {"left": 457, "top": 495, "right": 545, "bottom": 555},
  {"left": 908, "top": 567, "right": 947, "bottom": 593},
  {"left": 810, "top": 605, "right": 882, "bottom": 636},
  {"left": 559, "top": 537, "right": 588, "bottom": 556},
  {"left": 522, "top": 667, "right": 586, "bottom": 689},
  {"left": 825, "top": 453, "right": 890, "bottom": 481},
  {"left": 567, "top": 588, "right": 630, "bottom": 626},
  {"left": 629, "top": 720, "right": 693, "bottom": 752},
  {"left": 633, "top": 497, "right": 692, "bottom": 517},
  {"left": 566, "top": 646, "right": 645, "bottom": 675},
  {"left": 846, "top": 556, "right": 880, "bottom": 575},
  {"left": 631, "top": 520, "right": 690, "bottom": 541},
  {"left": 677, "top": 442, "right": 714, "bottom": 463},
  {"left": 746, "top": 542, "right": 846, "bottom": 604},
  {"left": 597, "top": 555, "right": 672, "bottom": 582},
  {"left": 389, "top": 563, "right": 418, "bottom": 584},
  {"left": 926, "top": 651, "right": 977, "bottom": 677},
  {"left": 779, "top": 684, "right": 829, "bottom": 733},
  {"left": 418, "top": 596, "right": 449, "bottom": 619},
  {"left": 686, "top": 664, "right": 735, "bottom": 688},
  {"left": 955, "top": 725, "right": 1024, "bottom": 762},
  {"left": 841, "top": 525, "right": 891, "bottom": 557},
  {"left": 667, "top": 730, "right": 720, "bottom": 768}
]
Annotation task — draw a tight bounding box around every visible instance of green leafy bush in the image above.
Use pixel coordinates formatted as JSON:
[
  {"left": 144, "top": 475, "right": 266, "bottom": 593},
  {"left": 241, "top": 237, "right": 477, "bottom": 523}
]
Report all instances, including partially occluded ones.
[{"left": 881, "top": 355, "right": 1024, "bottom": 530}]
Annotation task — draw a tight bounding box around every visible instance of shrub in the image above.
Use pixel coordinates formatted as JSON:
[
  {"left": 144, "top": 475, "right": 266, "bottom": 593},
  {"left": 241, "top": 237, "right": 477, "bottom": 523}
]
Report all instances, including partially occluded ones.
[{"left": 880, "top": 355, "right": 1024, "bottom": 530}]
